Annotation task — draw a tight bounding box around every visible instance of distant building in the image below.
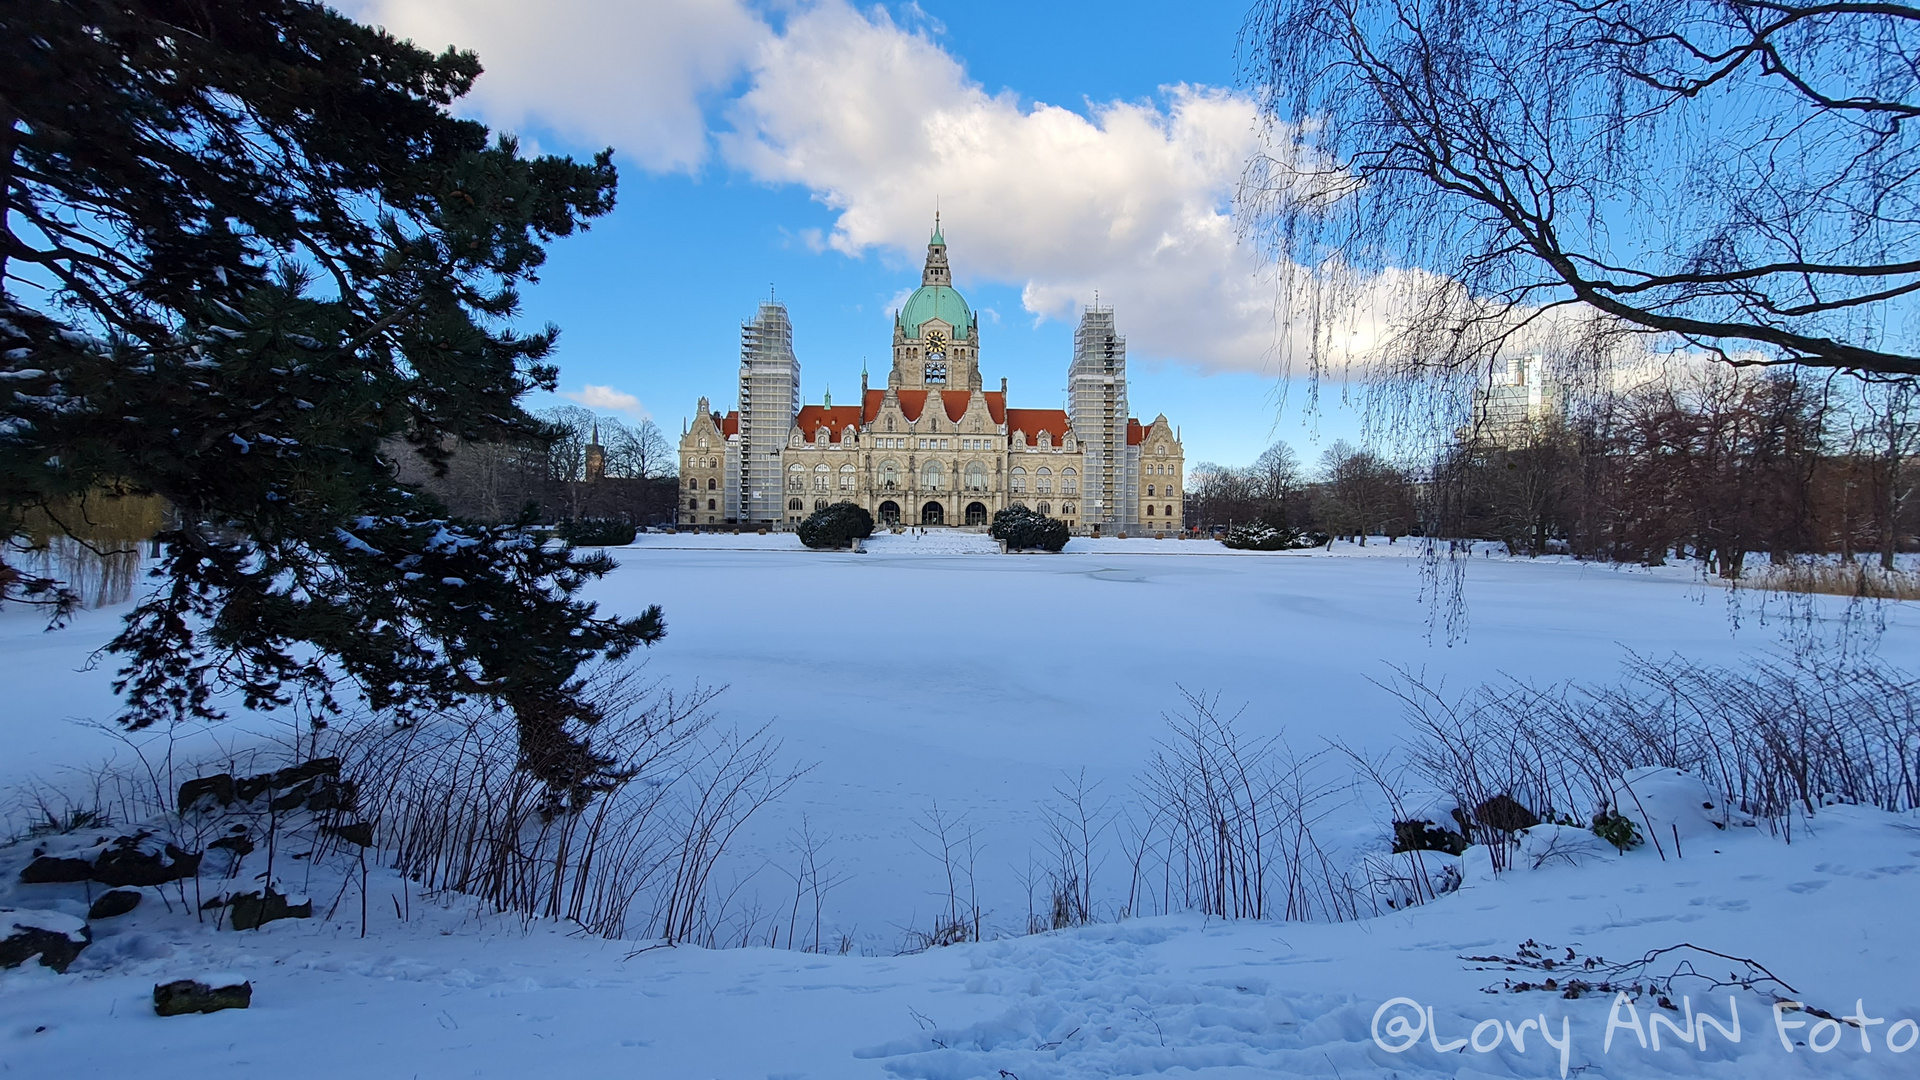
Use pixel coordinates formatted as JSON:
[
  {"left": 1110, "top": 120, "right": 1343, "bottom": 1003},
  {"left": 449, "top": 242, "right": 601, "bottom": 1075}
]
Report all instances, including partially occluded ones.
[
  {"left": 1468, "top": 354, "right": 1567, "bottom": 447},
  {"left": 677, "top": 221, "right": 1186, "bottom": 533}
]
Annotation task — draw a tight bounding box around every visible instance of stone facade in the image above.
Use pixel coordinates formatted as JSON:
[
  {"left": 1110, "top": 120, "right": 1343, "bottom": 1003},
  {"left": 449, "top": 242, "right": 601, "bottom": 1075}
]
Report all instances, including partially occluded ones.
[{"left": 677, "top": 224, "right": 1187, "bottom": 534}]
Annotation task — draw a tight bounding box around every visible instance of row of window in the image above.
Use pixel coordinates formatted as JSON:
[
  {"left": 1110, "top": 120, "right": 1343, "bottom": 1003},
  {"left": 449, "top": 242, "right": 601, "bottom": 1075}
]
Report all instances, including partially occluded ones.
[
  {"left": 688, "top": 497, "right": 718, "bottom": 510},
  {"left": 1146, "top": 462, "right": 1177, "bottom": 476},
  {"left": 1145, "top": 483, "right": 1177, "bottom": 497},
  {"left": 1144, "top": 504, "right": 1176, "bottom": 517},
  {"left": 685, "top": 476, "right": 720, "bottom": 490}
]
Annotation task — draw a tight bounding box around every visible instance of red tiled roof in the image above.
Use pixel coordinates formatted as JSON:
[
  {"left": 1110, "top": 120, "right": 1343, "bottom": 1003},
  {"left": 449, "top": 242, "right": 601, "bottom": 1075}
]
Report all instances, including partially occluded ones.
[
  {"left": 864, "top": 388, "right": 1007, "bottom": 426},
  {"left": 720, "top": 412, "right": 739, "bottom": 438},
  {"left": 1126, "top": 418, "right": 1144, "bottom": 445},
  {"left": 1007, "top": 408, "right": 1073, "bottom": 443},
  {"left": 795, "top": 404, "right": 864, "bottom": 443}
]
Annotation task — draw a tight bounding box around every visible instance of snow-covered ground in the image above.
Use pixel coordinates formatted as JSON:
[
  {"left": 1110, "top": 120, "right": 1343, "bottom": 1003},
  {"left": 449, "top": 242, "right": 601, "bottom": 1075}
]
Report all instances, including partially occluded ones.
[{"left": 3, "top": 540, "right": 1916, "bottom": 1077}]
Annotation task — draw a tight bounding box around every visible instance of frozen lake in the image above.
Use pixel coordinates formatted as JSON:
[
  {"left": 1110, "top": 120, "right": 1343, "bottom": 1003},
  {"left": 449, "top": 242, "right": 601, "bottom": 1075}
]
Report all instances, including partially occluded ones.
[{"left": 6, "top": 535, "right": 1914, "bottom": 946}]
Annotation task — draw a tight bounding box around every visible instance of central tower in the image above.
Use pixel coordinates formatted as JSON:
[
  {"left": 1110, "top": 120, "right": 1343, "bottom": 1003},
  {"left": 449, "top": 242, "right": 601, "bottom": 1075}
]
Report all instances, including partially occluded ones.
[{"left": 890, "top": 217, "right": 982, "bottom": 391}]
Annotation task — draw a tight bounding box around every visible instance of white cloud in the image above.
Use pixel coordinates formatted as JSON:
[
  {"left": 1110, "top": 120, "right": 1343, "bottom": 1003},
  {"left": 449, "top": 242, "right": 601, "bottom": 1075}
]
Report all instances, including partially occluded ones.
[
  {"left": 720, "top": 2, "right": 1290, "bottom": 373},
  {"left": 339, "top": 0, "right": 766, "bottom": 172},
  {"left": 562, "top": 384, "right": 650, "bottom": 419}
]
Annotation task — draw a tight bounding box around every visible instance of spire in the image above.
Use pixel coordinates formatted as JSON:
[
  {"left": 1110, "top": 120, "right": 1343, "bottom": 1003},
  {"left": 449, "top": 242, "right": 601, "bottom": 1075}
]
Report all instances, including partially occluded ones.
[
  {"left": 922, "top": 213, "right": 950, "bottom": 287},
  {"left": 824, "top": 383, "right": 832, "bottom": 408}
]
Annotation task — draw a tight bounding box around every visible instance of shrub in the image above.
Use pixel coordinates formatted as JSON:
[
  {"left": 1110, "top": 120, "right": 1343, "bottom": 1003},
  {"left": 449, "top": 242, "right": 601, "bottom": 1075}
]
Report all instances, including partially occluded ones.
[
  {"left": 991, "top": 506, "right": 1069, "bottom": 552},
  {"left": 1223, "top": 523, "right": 1324, "bottom": 550},
  {"left": 1390, "top": 818, "right": 1469, "bottom": 855},
  {"left": 1591, "top": 810, "right": 1642, "bottom": 852},
  {"left": 796, "top": 501, "right": 874, "bottom": 549},
  {"left": 557, "top": 518, "right": 637, "bottom": 546}
]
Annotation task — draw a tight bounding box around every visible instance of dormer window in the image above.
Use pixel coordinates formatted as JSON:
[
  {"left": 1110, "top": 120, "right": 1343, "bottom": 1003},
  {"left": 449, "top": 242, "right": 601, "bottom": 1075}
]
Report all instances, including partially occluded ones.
[
  {"left": 1038, "top": 431, "right": 1051, "bottom": 448},
  {"left": 817, "top": 426, "right": 831, "bottom": 444}
]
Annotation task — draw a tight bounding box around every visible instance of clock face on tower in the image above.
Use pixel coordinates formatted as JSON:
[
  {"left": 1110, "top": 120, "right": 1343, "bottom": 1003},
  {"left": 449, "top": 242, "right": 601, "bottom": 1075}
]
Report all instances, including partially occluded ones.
[{"left": 924, "top": 330, "right": 947, "bottom": 358}]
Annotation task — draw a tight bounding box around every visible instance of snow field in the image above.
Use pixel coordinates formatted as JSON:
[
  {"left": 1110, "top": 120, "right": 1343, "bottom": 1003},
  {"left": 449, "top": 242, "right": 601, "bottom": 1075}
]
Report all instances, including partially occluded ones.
[{"left": 3, "top": 542, "right": 1918, "bottom": 1077}]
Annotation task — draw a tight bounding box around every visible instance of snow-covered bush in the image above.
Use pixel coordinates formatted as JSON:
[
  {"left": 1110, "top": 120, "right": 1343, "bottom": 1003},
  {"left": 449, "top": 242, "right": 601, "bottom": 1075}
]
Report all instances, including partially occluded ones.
[
  {"left": 990, "top": 506, "right": 1068, "bottom": 552},
  {"left": 796, "top": 502, "right": 874, "bottom": 550},
  {"left": 1222, "top": 523, "right": 1324, "bottom": 550},
  {"left": 1223, "top": 523, "right": 1290, "bottom": 550}
]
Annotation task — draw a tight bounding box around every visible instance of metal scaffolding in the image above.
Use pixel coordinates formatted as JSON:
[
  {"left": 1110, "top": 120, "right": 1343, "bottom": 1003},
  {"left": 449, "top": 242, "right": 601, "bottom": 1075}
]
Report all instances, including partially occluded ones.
[
  {"left": 737, "top": 301, "right": 800, "bottom": 526},
  {"left": 1067, "top": 306, "right": 1135, "bottom": 532}
]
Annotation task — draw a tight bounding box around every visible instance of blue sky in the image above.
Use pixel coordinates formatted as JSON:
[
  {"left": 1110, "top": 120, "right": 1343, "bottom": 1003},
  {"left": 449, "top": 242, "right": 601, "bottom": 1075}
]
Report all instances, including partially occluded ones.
[{"left": 340, "top": 0, "right": 1373, "bottom": 468}]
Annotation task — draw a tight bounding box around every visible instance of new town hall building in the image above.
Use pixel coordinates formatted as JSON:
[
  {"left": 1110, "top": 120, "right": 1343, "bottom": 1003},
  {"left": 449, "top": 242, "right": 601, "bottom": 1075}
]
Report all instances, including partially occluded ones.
[{"left": 678, "top": 224, "right": 1187, "bottom": 534}]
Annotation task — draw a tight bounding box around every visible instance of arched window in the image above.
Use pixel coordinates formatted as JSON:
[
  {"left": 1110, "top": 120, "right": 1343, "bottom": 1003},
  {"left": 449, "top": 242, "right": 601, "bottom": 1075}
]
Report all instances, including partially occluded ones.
[
  {"left": 787, "top": 463, "right": 805, "bottom": 492},
  {"left": 1146, "top": 504, "right": 1155, "bottom": 516},
  {"left": 1147, "top": 484, "right": 1156, "bottom": 497},
  {"left": 1156, "top": 443, "right": 1167, "bottom": 456},
  {"left": 788, "top": 497, "right": 804, "bottom": 511},
  {"left": 965, "top": 462, "right": 988, "bottom": 491},
  {"left": 922, "top": 460, "right": 944, "bottom": 491},
  {"left": 1063, "top": 502, "right": 1076, "bottom": 516},
  {"left": 880, "top": 460, "right": 899, "bottom": 490},
  {"left": 688, "top": 498, "right": 698, "bottom": 510},
  {"left": 709, "top": 457, "right": 718, "bottom": 469},
  {"left": 1037, "top": 501, "right": 1051, "bottom": 515},
  {"left": 1165, "top": 505, "right": 1174, "bottom": 518},
  {"left": 1038, "top": 431, "right": 1051, "bottom": 448},
  {"left": 840, "top": 463, "right": 855, "bottom": 490},
  {"left": 790, "top": 431, "right": 803, "bottom": 447},
  {"left": 1062, "top": 468, "right": 1078, "bottom": 495},
  {"left": 1009, "top": 466, "right": 1026, "bottom": 493},
  {"left": 707, "top": 498, "right": 716, "bottom": 510},
  {"left": 815, "top": 498, "right": 829, "bottom": 511},
  {"left": 1012, "top": 431, "right": 1026, "bottom": 448},
  {"left": 1037, "top": 467, "right": 1053, "bottom": 494},
  {"left": 814, "top": 463, "right": 830, "bottom": 491},
  {"left": 817, "top": 427, "right": 831, "bottom": 444},
  {"left": 707, "top": 477, "right": 717, "bottom": 490}
]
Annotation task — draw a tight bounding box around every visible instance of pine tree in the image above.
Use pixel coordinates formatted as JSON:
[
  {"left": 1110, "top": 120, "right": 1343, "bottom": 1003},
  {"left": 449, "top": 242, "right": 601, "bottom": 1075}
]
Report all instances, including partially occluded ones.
[{"left": 1, "top": 0, "right": 656, "bottom": 807}]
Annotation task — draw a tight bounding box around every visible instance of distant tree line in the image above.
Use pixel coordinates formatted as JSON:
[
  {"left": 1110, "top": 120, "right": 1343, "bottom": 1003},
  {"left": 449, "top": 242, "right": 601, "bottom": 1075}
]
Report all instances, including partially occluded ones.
[
  {"left": 1186, "top": 441, "right": 1418, "bottom": 545},
  {"left": 393, "top": 406, "right": 680, "bottom": 527},
  {"left": 1436, "top": 371, "right": 1918, "bottom": 576},
  {"left": 1190, "top": 369, "right": 1918, "bottom": 577}
]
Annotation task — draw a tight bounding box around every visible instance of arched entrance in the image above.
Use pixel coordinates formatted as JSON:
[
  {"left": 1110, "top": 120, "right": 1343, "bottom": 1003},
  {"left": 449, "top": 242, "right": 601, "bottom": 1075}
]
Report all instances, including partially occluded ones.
[
  {"left": 921, "top": 501, "right": 945, "bottom": 526},
  {"left": 965, "top": 502, "right": 988, "bottom": 526},
  {"left": 878, "top": 500, "right": 901, "bottom": 526}
]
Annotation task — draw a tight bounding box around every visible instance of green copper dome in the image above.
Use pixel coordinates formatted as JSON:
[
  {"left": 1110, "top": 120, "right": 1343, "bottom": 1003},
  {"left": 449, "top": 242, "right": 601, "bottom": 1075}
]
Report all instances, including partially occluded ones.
[{"left": 898, "top": 284, "right": 973, "bottom": 340}]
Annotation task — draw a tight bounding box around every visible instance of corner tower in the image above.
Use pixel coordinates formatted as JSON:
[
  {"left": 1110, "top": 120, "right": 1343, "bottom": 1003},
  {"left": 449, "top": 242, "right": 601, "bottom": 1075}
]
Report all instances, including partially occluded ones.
[
  {"left": 1068, "top": 305, "right": 1132, "bottom": 531},
  {"left": 738, "top": 300, "right": 800, "bottom": 525},
  {"left": 891, "top": 217, "right": 981, "bottom": 391}
]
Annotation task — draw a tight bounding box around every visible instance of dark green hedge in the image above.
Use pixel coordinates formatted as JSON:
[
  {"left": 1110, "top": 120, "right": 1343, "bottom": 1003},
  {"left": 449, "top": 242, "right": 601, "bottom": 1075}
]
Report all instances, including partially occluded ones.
[
  {"left": 797, "top": 502, "right": 875, "bottom": 549},
  {"left": 990, "top": 506, "right": 1069, "bottom": 552}
]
